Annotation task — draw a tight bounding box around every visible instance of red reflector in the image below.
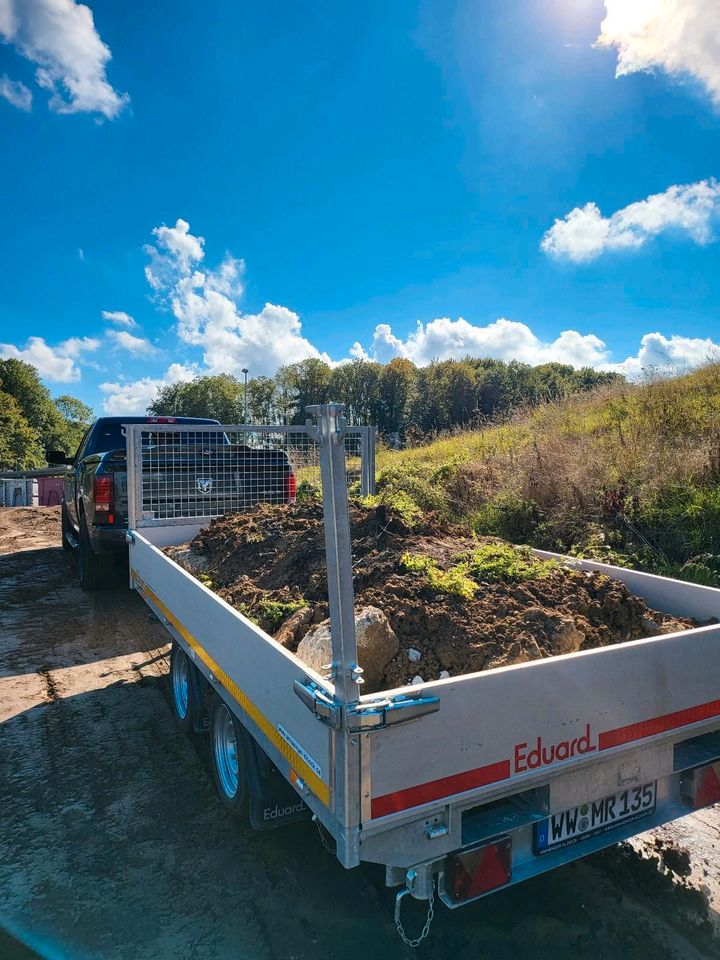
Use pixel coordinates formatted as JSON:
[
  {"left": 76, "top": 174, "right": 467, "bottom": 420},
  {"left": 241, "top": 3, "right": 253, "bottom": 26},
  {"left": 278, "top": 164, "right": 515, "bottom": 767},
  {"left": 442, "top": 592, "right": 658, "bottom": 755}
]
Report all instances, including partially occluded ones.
[
  {"left": 286, "top": 471, "right": 297, "bottom": 503},
  {"left": 445, "top": 838, "right": 512, "bottom": 904},
  {"left": 690, "top": 762, "right": 720, "bottom": 808}
]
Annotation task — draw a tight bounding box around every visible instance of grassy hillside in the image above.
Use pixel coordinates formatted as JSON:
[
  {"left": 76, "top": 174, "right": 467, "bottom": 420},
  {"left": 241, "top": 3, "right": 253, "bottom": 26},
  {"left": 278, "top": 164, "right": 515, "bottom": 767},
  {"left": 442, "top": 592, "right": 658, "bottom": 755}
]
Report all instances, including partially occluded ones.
[{"left": 372, "top": 363, "right": 720, "bottom": 585}]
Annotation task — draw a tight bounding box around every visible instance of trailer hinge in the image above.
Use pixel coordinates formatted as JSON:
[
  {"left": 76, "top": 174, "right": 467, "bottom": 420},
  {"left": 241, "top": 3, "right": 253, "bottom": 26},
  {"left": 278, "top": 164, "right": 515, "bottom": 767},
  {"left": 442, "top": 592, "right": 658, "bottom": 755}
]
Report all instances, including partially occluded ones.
[
  {"left": 293, "top": 678, "right": 342, "bottom": 729},
  {"left": 293, "top": 680, "right": 440, "bottom": 732},
  {"left": 346, "top": 691, "right": 440, "bottom": 732}
]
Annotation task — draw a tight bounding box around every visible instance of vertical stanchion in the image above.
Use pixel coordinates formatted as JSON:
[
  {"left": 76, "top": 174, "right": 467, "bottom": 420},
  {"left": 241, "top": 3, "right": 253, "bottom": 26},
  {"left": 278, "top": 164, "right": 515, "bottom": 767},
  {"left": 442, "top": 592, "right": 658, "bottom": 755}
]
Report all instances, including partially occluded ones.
[
  {"left": 306, "top": 403, "right": 362, "bottom": 868},
  {"left": 125, "top": 425, "right": 143, "bottom": 531},
  {"left": 368, "top": 426, "right": 377, "bottom": 496},
  {"left": 360, "top": 427, "right": 370, "bottom": 498}
]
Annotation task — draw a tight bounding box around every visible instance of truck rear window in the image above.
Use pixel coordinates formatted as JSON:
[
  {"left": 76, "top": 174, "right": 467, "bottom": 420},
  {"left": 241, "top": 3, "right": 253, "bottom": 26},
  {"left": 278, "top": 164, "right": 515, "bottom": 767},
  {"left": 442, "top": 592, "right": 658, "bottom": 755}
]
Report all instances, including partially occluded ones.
[{"left": 96, "top": 423, "right": 228, "bottom": 452}]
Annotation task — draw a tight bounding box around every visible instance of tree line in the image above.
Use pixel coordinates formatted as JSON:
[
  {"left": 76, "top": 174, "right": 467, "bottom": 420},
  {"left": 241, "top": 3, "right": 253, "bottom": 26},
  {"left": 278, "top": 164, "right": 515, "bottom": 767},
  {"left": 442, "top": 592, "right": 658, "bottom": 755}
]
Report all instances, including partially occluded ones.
[
  {"left": 0, "top": 359, "right": 93, "bottom": 470},
  {"left": 150, "top": 357, "right": 622, "bottom": 437}
]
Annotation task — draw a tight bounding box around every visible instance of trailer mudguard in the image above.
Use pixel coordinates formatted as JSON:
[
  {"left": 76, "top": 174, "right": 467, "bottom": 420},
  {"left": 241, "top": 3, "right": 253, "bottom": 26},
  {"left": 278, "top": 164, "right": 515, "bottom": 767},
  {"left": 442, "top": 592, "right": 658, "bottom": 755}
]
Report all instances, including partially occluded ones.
[{"left": 239, "top": 728, "right": 312, "bottom": 831}]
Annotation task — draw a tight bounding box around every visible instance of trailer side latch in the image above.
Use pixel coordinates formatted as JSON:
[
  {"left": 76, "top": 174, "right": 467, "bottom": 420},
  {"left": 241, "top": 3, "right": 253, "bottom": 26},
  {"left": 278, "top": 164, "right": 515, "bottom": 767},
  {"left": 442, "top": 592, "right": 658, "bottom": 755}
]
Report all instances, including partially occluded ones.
[
  {"left": 294, "top": 680, "right": 439, "bottom": 732},
  {"left": 347, "top": 692, "right": 440, "bottom": 732},
  {"left": 293, "top": 678, "right": 342, "bottom": 729}
]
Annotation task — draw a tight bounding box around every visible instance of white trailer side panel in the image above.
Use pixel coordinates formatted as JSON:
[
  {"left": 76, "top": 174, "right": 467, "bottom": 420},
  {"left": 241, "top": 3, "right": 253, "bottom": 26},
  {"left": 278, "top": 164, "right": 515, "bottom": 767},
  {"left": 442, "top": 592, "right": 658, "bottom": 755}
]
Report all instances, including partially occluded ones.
[{"left": 129, "top": 532, "right": 333, "bottom": 811}]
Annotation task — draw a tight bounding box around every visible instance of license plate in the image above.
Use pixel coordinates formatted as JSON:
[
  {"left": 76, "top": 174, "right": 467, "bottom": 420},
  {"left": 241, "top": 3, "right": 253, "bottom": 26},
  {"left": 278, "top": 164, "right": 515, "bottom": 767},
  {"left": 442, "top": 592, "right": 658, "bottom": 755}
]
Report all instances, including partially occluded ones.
[{"left": 534, "top": 782, "right": 656, "bottom": 855}]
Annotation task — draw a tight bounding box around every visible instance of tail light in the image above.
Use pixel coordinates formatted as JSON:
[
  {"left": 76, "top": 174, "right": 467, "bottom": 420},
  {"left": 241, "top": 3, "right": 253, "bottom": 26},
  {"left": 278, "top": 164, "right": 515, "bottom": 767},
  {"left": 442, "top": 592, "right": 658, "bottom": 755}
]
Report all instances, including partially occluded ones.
[
  {"left": 683, "top": 762, "right": 720, "bottom": 808},
  {"left": 93, "top": 475, "right": 114, "bottom": 524},
  {"left": 444, "top": 837, "right": 512, "bottom": 904},
  {"left": 286, "top": 471, "right": 297, "bottom": 503}
]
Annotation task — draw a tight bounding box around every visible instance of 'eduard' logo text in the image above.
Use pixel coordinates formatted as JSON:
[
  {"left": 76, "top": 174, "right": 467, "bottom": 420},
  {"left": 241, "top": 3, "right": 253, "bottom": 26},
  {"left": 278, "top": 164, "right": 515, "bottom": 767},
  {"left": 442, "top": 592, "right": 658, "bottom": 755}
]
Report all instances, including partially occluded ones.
[{"left": 514, "top": 724, "right": 596, "bottom": 772}]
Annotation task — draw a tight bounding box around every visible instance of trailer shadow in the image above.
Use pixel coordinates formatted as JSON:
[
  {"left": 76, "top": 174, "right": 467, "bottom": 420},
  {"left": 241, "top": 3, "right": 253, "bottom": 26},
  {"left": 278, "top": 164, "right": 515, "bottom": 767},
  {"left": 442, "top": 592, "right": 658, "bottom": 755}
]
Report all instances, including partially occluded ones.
[
  {"left": 0, "top": 545, "right": 167, "bottom": 678},
  {"left": 1, "top": 666, "right": 718, "bottom": 960}
]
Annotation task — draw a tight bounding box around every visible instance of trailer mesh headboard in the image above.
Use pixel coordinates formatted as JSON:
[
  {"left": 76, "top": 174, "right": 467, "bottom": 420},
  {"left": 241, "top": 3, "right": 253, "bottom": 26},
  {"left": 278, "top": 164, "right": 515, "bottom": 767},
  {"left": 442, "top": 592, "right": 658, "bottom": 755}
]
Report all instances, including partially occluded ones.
[{"left": 125, "top": 422, "right": 375, "bottom": 529}]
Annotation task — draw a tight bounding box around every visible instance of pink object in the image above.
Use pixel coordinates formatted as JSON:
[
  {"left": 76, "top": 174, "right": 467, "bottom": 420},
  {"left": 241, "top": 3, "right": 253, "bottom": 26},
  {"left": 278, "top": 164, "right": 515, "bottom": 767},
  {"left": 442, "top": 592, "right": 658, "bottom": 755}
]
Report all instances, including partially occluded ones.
[{"left": 38, "top": 476, "right": 64, "bottom": 507}]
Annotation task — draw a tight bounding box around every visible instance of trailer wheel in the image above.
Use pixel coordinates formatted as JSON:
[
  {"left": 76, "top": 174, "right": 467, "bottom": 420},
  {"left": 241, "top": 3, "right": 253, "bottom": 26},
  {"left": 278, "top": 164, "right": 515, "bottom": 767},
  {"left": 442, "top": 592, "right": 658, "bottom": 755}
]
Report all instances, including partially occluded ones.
[
  {"left": 211, "top": 699, "right": 249, "bottom": 816},
  {"left": 170, "top": 644, "right": 194, "bottom": 732}
]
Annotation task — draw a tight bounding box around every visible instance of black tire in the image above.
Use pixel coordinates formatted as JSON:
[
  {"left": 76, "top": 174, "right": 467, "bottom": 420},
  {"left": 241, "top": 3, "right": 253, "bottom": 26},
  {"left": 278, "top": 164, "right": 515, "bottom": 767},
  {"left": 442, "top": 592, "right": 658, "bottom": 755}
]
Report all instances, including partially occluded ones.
[
  {"left": 211, "top": 698, "right": 249, "bottom": 816},
  {"left": 60, "top": 502, "right": 73, "bottom": 553},
  {"left": 78, "top": 515, "right": 113, "bottom": 591},
  {"left": 170, "top": 643, "right": 194, "bottom": 733}
]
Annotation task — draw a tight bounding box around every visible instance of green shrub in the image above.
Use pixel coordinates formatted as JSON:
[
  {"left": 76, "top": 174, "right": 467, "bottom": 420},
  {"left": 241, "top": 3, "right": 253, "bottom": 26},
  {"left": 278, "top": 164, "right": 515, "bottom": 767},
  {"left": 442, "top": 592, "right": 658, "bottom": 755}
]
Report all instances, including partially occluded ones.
[
  {"left": 638, "top": 485, "right": 720, "bottom": 557},
  {"left": 376, "top": 464, "right": 451, "bottom": 517},
  {"left": 296, "top": 480, "right": 321, "bottom": 501},
  {"left": 473, "top": 492, "right": 538, "bottom": 542}
]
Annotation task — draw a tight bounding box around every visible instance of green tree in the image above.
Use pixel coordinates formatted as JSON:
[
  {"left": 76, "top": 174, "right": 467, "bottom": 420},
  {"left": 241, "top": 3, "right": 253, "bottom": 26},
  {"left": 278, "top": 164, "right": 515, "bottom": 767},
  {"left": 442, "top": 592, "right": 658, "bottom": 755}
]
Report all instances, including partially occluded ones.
[
  {"left": 54, "top": 394, "right": 94, "bottom": 452},
  {"left": 275, "top": 359, "right": 333, "bottom": 424},
  {"left": 0, "top": 391, "right": 44, "bottom": 470},
  {"left": 247, "top": 376, "right": 276, "bottom": 422},
  {"left": 378, "top": 358, "right": 416, "bottom": 435},
  {"left": 329, "top": 360, "right": 382, "bottom": 424},
  {"left": 0, "top": 358, "right": 62, "bottom": 439},
  {"left": 149, "top": 374, "right": 245, "bottom": 422},
  {"left": 0, "top": 358, "right": 93, "bottom": 456}
]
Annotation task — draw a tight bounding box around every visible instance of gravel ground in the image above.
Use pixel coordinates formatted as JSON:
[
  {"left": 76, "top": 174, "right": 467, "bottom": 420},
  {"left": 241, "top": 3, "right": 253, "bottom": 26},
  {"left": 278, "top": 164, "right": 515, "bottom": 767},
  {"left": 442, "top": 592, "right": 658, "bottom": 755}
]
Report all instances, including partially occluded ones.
[{"left": 1, "top": 507, "right": 719, "bottom": 960}]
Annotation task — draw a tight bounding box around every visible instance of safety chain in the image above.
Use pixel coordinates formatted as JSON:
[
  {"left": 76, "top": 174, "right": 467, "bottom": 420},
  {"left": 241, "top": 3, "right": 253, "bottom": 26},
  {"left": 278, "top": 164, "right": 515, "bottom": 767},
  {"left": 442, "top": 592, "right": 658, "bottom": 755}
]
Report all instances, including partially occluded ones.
[
  {"left": 312, "top": 814, "right": 336, "bottom": 854},
  {"left": 394, "top": 881, "right": 435, "bottom": 948}
]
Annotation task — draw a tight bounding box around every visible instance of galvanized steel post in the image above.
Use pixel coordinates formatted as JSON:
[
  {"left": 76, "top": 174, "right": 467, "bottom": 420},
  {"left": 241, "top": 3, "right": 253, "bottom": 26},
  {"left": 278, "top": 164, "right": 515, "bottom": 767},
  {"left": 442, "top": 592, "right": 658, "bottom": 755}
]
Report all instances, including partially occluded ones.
[{"left": 306, "top": 403, "right": 363, "bottom": 867}]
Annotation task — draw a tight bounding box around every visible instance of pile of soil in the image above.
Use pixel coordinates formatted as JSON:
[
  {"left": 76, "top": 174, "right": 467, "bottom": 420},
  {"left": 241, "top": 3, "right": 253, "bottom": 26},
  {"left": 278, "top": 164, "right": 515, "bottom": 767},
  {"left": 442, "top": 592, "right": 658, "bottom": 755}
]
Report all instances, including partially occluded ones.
[{"left": 167, "top": 501, "right": 696, "bottom": 692}]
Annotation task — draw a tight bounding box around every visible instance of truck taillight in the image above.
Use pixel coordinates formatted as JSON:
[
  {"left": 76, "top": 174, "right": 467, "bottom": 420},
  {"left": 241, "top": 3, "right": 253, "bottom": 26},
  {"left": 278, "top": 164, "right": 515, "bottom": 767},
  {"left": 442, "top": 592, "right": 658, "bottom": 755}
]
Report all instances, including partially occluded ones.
[
  {"left": 684, "top": 762, "right": 720, "bottom": 808},
  {"left": 286, "top": 471, "right": 297, "bottom": 503},
  {"left": 93, "top": 475, "right": 114, "bottom": 524},
  {"left": 444, "top": 837, "right": 512, "bottom": 904}
]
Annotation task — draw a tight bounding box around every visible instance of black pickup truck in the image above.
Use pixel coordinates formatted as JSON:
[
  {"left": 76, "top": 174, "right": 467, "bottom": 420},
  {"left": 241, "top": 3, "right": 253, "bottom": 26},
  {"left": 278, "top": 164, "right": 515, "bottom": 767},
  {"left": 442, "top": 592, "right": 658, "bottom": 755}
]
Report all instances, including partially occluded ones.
[{"left": 48, "top": 416, "right": 297, "bottom": 591}]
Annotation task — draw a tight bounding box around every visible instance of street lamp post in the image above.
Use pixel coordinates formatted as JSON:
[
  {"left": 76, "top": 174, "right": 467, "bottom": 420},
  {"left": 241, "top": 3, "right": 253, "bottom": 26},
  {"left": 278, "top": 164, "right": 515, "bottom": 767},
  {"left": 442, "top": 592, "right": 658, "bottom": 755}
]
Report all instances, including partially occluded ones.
[{"left": 241, "top": 368, "right": 249, "bottom": 424}]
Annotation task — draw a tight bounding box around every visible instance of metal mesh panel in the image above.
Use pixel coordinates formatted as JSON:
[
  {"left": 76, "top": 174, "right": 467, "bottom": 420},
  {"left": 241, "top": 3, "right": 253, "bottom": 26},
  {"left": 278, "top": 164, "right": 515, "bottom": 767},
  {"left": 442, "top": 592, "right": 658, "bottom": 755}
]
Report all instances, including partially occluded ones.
[{"left": 126, "top": 423, "right": 373, "bottom": 528}]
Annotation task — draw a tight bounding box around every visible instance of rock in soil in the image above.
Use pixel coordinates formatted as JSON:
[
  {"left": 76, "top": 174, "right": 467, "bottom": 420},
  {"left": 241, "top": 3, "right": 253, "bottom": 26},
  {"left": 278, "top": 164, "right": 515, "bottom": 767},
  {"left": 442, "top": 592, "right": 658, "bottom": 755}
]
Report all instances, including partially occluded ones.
[
  {"left": 168, "top": 501, "right": 697, "bottom": 693},
  {"left": 296, "top": 605, "right": 399, "bottom": 689}
]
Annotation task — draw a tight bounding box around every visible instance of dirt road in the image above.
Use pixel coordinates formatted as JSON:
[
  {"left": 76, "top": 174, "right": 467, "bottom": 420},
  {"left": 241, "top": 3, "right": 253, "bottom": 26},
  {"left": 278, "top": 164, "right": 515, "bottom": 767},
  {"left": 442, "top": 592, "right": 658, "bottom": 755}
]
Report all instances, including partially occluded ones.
[{"left": 1, "top": 507, "right": 719, "bottom": 960}]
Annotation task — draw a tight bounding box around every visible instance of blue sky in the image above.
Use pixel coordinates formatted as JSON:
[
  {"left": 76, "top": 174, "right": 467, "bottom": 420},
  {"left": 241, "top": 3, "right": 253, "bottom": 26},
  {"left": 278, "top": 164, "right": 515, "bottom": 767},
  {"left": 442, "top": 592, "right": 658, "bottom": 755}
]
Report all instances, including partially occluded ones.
[{"left": 1, "top": 0, "right": 719, "bottom": 413}]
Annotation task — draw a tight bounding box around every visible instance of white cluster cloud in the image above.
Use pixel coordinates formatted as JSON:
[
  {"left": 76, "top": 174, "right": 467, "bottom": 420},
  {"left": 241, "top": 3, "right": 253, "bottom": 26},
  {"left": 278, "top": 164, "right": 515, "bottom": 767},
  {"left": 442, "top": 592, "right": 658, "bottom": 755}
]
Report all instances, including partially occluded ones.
[
  {"left": 102, "top": 309, "right": 137, "bottom": 329},
  {"left": 0, "top": 334, "right": 99, "bottom": 381},
  {"left": 144, "top": 218, "right": 329, "bottom": 375},
  {"left": 99, "top": 363, "right": 197, "bottom": 415},
  {"left": 352, "top": 318, "right": 720, "bottom": 380},
  {"left": 0, "top": 73, "right": 32, "bottom": 110},
  {"left": 0, "top": 0, "right": 128, "bottom": 118},
  {"left": 106, "top": 329, "right": 158, "bottom": 356},
  {"left": 352, "top": 317, "right": 611, "bottom": 367},
  {"left": 541, "top": 179, "right": 720, "bottom": 262},
  {"left": 597, "top": 0, "right": 720, "bottom": 106},
  {"left": 607, "top": 331, "right": 720, "bottom": 378}
]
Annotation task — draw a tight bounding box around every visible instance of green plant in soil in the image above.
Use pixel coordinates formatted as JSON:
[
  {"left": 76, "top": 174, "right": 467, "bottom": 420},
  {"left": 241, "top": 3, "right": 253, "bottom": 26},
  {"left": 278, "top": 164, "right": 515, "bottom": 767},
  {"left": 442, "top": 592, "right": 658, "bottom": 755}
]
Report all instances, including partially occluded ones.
[
  {"left": 235, "top": 597, "right": 306, "bottom": 631},
  {"left": 256, "top": 599, "right": 307, "bottom": 630},
  {"left": 461, "top": 542, "right": 557, "bottom": 584},
  {"left": 400, "top": 552, "right": 478, "bottom": 599}
]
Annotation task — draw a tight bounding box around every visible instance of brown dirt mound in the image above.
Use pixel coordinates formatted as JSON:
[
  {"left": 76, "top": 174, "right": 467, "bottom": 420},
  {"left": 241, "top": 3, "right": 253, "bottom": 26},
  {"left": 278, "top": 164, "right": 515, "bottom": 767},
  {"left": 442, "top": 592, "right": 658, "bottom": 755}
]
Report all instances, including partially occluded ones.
[{"left": 168, "top": 501, "right": 696, "bottom": 692}]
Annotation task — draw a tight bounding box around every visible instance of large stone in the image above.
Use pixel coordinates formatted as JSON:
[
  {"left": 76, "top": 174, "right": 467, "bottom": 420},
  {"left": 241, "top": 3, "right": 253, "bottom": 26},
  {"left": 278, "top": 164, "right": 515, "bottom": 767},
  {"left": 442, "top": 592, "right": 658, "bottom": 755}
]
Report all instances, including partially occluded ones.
[
  {"left": 167, "top": 546, "right": 210, "bottom": 577},
  {"left": 296, "top": 605, "right": 399, "bottom": 691},
  {"left": 550, "top": 617, "right": 585, "bottom": 654}
]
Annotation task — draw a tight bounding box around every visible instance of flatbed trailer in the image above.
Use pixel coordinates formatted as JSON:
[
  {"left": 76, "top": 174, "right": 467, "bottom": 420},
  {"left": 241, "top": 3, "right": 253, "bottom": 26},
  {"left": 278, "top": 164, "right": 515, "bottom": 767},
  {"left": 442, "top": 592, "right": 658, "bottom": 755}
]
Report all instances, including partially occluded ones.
[{"left": 125, "top": 406, "right": 720, "bottom": 945}]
